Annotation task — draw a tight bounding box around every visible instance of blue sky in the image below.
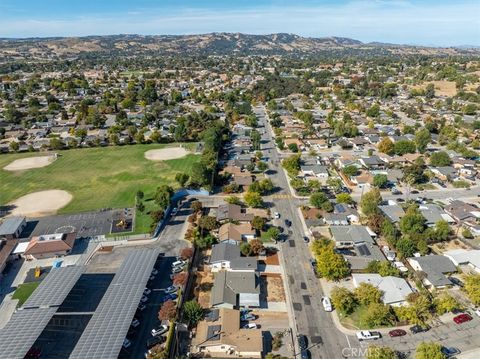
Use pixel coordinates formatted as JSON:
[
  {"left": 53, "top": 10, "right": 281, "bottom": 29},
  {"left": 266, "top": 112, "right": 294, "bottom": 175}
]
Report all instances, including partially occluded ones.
[{"left": 0, "top": 0, "right": 479, "bottom": 46}]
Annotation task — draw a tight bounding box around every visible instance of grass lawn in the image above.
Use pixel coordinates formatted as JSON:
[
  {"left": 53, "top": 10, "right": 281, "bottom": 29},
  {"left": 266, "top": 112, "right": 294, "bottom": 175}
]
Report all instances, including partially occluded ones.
[
  {"left": 12, "top": 282, "right": 41, "bottom": 306},
  {"left": 0, "top": 144, "right": 200, "bottom": 233}
]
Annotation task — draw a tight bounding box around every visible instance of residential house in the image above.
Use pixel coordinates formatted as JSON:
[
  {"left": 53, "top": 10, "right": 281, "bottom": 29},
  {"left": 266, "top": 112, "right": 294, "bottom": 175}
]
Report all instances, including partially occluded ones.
[
  {"left": 24, "top": 232, "right": 76, "bottom": 260},
  {"left": 218, "top": 223, "right": 256, "bottom": 244},
  {"left": 330, "top": 225, "right": 375, "bottom": 248},
  {"left": 324, "top": 213, "right": 349, "bottom": 226},
  {"left": 211, "top": 271, "right": 260, "bottom": 308},
  {"left": 359, "top": 156, "right": 386, "bottom": 170},
  {"left": 209, "top": 243, "right": 257, "bottom": 272},
  {"left": 352, "top": 274, "right": 414, "bottom": 306},
  {"left": 430, "top": 166, "right": 458, "bottom": 182},
  {"left": 0, "top": 217, "right": 26, "bottom": 240},
  {"left": 444, "top": 201, "right": 480, "bottom": 223},
  {"left": 191, "top": 308, "right": 263, "bottom": 358},
  {"left": 334, "top": 204, "right": 360, "bottom": 224},
  {"left": 300, "top": 164, "right": 329, "bottom": 178},
  {"left": 444, "top": 249, "right": 480, "bottom": 274},
  {"left": 407, "top": 255, "right": 456, "bottom": 288},
  {"left": 217, "top": 204, "right": 254, "bottom": 223},
  {"left": 418, "top": 204, "right": 455, "bottom": 227},
  {"left": 379, "top": 204, "right": 405, "bottom": 224}
]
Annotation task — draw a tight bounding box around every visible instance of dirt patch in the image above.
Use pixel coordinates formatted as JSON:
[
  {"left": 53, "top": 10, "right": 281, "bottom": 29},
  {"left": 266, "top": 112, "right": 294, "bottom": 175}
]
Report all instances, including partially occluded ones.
[
  {"left": 195, "top": 270, "right": 214, "bottom": 309},
  {"left": 3, "top": 155, "right": 56, "bottom": 171},
  {"left": 432, "top": 239, "right": 470, "bottom": 253},
  {"left": 260, "top": 274, "right": 286, "bottom": 302},
  {"left": 301, "top": 207, "right": 324, "bottom": 220},
  {"left": 144, "top": 147, "right": 190, "bottom": 161},
  {"left": 265, "top": 253, "right": 280, "bottom": 265},
  {"left": 8, "top": 190, "right": 73, "bottom": 217}
]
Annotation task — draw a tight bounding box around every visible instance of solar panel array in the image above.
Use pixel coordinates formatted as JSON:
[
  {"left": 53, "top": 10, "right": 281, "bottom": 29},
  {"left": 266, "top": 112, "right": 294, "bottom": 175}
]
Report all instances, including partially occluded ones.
[
  {"left": 0, "top": 266, "right": 86, "bottom": 359},
  {"left": 0, "top": 307, "right": 58, "bottom": 358},
  {"left": 69, "top": 248, "right": 159, "bottom": 359},
  {"left": 23, "top": 266, "right": 85, "bottom": 308}
]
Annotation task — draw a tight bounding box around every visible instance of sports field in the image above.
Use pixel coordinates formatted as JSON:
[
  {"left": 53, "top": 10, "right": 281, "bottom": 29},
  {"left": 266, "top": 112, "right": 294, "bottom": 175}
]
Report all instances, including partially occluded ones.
[{"left": 0, "top": 144, "right": 199, "bottom": 233}]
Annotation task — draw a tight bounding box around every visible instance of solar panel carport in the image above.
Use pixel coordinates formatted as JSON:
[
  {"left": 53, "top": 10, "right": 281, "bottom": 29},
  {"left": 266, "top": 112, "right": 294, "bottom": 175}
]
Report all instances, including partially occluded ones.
[
  {"left": 0, "top": 266, "right": 85, "bottom": 359},
  {"left": 69, "top": 248, "right": 159, "bottom": 359}
]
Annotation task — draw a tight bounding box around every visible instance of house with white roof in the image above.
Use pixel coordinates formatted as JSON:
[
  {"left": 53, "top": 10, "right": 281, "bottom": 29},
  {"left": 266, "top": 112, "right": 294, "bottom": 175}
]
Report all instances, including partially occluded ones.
[
  {"left": 444, "top": 249, "right": 480, "bottom": 274},
  {"left": 352, "top": 273, "right": 414, "bottom": 306}
]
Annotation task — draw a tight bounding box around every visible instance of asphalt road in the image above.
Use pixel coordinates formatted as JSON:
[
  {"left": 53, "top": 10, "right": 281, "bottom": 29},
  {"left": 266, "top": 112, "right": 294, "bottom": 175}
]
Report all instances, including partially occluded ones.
[{"left": 255, "top": 106, "right": 353, "bottom": 359}]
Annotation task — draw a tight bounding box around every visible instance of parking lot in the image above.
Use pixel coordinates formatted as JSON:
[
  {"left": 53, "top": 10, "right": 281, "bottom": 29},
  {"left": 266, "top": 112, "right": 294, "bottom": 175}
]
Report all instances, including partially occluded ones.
[
  {"left": 120, "top": 256, "right": 178, "bottom": 359},
  {"left": 21, "top": 208, "right": 134, "bottom": 239}
]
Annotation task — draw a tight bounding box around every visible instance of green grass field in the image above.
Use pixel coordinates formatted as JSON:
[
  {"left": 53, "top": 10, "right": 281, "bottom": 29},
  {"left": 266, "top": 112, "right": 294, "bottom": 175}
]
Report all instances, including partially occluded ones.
[
  {"left": 0, "top": 144, "right": 200, "bottom": 233},
  {"left": 12, "top": 282, "right": 40, "bottom": 306}
]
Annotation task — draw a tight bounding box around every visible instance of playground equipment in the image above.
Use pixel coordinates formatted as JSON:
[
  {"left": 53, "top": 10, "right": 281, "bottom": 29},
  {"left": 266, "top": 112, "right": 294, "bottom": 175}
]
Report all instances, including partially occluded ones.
[
  {"left": 34, "top": 266, "right": 41, "bottom": 278},
  {"left": 116, "top": 219, "right": 127, "bottom": 228}
]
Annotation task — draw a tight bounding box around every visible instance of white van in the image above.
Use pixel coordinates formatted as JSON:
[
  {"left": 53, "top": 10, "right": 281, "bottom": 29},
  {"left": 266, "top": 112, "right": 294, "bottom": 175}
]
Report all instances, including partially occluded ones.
[
  {"left": 321, "top": 297, "right": 333, "bottom": 312},
  {"left": 171, "top": 260, "right": 185, "bottom": 268}
]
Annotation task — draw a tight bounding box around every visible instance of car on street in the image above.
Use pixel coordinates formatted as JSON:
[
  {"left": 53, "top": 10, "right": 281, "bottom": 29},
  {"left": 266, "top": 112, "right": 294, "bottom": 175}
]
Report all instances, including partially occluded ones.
[
  {"left": 391, "top": 188, "right": 402, "bottom": 195},
  {"left": 300, "top": 350, "right": 310, "bottom": 359},
  {"left": 137, "top": 304, "right": 146, "bottom": 312},
  {"left": 474, "top": 308, "right": 480, "bottom": 317},
  {"left": 146, "top": 335, "right": 165, "bottom": 349},
  {"left": 122, "top": 338, "right": 131, "bottom": 349},
  {"left": 388, "top": 329, "right": 407, "bottom": 337},
  {"left": 453, "top": 313, "right": 473, "bottom": 324},
  {"left": 297, "top": 335, "right": 308, "bottom": 350},
  {"left": 163, "top": 285, "right": 177, "bottom": 294},
  {"left": 171, "top": 266, "right": 184, "bottom": 274},
  {"left": 151, "top": 325, "right": 169, "bottom": 337},
  {"left": 143, "top": 288, "right": 152, "bottom": 296},
  {"left": 151, "top": 269, "right": 158, "bottom": 276},
  {"left": 356, "top": 331, "right": 381, "bottom": 341},
  {"left": 321, "top": 297, "right": 333, "bottom": 312},
  {"left": 243, "top": 323, "right": 258, "bottom": 329},
  {"left": 303, "top": 236, "right": 310, "bottom": 243},
  {"left": 161, "top": 293, "right": 178, "bottom": 302},
  {"left": 131, "top": 318, "right": 140, "bottom": 328},
  {"left": 140, "top": 295, "right": 149, "bottom": 303},
  {"left": 441, "top": 347, "right": 460, "bottom": 357},
  {"left": 240, "top": 313, "right": 256, "bottom": 321},
  {"left": 411, "top": 190, "right": 419, "bottom": 194},
  {"left": 410, "top": 325, "right": 429, "bottom": 334},
  {"left": 172, "top": 260, "right": 187, "bottom": 268},
  {"left": 273, "top": 212, "right": 280, "bottom": 219},
  {"left": 284, "top": 219, "right": 292, "bottom": 227}
]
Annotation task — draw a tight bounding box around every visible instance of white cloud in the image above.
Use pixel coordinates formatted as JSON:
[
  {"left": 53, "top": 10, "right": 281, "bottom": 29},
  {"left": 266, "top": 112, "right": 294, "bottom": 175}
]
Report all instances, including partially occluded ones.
[{"left": 0, "top": 1, "right": 478, "bottom": 45}]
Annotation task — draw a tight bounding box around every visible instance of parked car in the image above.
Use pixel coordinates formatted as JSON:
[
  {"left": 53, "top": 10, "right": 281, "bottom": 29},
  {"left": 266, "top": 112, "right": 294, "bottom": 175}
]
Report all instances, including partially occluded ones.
[
  {"left": 131, "top": 318, "right": 140, "bottom": 328},
  {"left": 410, "top": 325, "right": 429, "bottom": 334},
  {"left": 278, "top": 226, "right": 284, "bottom": 233},
  {"left": 297, "top": 335, "right": 308, "bottom": 350},
  {"left": 140, "top": 295, "right": 149, "bottom": 303},
  {"left": 240, "top": 313, "right": 256, "bottom": 321},
  {"left": 450, "top": 277, "right": 464, "bottom": 287},
  {"left": 453, "top": 313, "right": 473, "bottom": 324},
  {"left": 243, "top": 323, "right": 258, "bottom": 329},
  {"left": 388, "top": 329, "right": 406, "bottom": 337},
  {"left": 474, "top": 308, "right": 480, "bottom": 317},
  {"left": 284, "top": 219, "right": 292, "bottom": 227},
  {"left": 356, "top": 331, "right": 381, "bottom": 341},
  {"left": 161, "top": 293, "right": 178, "bottom": 302},
  {"left": 303, "top": 236, "right": 310, "bottom": 243},
  {"left": 321, "top": 297, "right": 333, "bottom": 312},
  {"left": 146, "top": 335, "right": 165, "bottom": 349},
  {"left": 143, "top": 288, "right": 152, "bottom": 296},
  {"left": 171, "top": 266, "right": 184, "bottom": 274},
  {"left": 441, "top": 347, "right": 460, "bottom": 357},
  {"left": 300, "top": 349, "right": 310, "bottom": 359},
  {"left": 122, "top": 338, "right": 132, "bottom": 349},
  {"left": 137, "top": 304, "right": 146, "bottom": 312},
  {"left": 151, "top": 325, "right": 169, "bottom": 337},
  {"left": 163, "top": 285, "right": 177, "bottom": 294},
  {"left": 172, "top": 260, "right": 186, "bottom": 268},
  {"left": 273, "top": 212, "right": 280, "bottom": 219},
  {"left": 151, "top": 269, "right": 158, "bottom": 276}
]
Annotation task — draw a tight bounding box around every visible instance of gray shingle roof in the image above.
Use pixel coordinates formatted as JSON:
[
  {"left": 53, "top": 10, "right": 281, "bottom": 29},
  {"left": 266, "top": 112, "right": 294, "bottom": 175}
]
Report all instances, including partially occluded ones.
[
  {"left": 0, "top": 217, "right": 25, "bottom": 236},
  {"left": 330, "top": 225, "right": 374, "bottom": 244},
  {"left": 412, "top": 255, "right": 456, "bottom": 287}
]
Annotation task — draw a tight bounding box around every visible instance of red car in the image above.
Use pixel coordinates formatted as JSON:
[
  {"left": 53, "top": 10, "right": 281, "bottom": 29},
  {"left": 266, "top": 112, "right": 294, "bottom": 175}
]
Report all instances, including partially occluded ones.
[
  {"left": 453, "top": 314, "right": 473, "bottom": 324},
  {"left": 388, "top": 329, "right": 407, "bottom": 337}
]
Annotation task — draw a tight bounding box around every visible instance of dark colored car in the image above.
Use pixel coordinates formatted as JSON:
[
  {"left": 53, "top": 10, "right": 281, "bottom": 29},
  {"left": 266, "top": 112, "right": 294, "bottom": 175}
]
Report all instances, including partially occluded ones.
[
  {"left": 300, "top": 349, "right": 310, "bottom": 359},
  {"left": 278, "top": 226, "right": 284, "bottom": 233},
  {"left": 161, "top": 293, "right": 178, "bottom": 303},
  {"left": 297, "top": 335, "right": 308, "bottom": 351},
  {"left": 453, "top": 313, "right": 473, "bottom": 324},
  {"left": 303, "top": 236, "right": 310, "bottom": 243},
  {"left": 441, "top": 347, "right": 460, "bottom": 357},
  {"left": 410, "top": 325, "right": 429, "bottom": 334},
  {"left": 388, "top": 329, "right": 407, "bottom": 337},
  {"left": 411, "top": 190, "right": 419, "bottom": 194},
  {"left": 285, "top": 219, "right": 292, "bottom": 227},
  {"left": 450, "top": 277, "right": 464, "bottom": 287},
  {"left": 146, "top": 335, "right": 165, "bottom": 349}
]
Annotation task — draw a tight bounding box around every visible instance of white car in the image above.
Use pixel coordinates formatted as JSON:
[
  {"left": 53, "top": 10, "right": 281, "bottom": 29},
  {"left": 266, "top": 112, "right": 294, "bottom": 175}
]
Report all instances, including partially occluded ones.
[
  {"left": 163, "top": 285, "right": 177, "bottom": 294},
  {"left": 131, "top": 318, "right": 140, "bottom": 328},
  {"left": 123, "top": 338, "right": 132, "bottom": 349},
  {"left": 273, "top": 212, "right": 280, "bottom": 219},
  {"left": 243, "top": 323, "right": 258, "bottom": 329},
  {"left": 137, "top": 304, "right": 146, "bottom": 311},
  {"left": 356, "top": 331, "right": 381, "bottom": 341},
  {"left": 474, "top": 308, "right": 480, "bottom": 317},
  {"left": 151, "top": 324, "right": 169, "bottom": 337},
  {"left": 321, "top": 297, "right": 333, "bottom": 312},
  {"left": 143, "top": 288, "right": 152, "bottom": 296}
]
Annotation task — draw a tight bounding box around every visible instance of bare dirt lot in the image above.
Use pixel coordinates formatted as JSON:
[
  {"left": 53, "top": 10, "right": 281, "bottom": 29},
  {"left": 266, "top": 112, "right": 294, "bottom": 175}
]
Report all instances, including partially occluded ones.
[
  {"left": 3, "top": 155, "right": 56, "bottom": 171},
  {"left": 8, "top": 190, "right": 73, "bottom": 217},
  {"left": 144, "top": 147, "right": 190, "bottom": 161},
  {"left": 195, "top": 270, "right": 214, "bottom": 309},
  {"left": 261, "top": 274, "right": 286, "bottom": 302}
]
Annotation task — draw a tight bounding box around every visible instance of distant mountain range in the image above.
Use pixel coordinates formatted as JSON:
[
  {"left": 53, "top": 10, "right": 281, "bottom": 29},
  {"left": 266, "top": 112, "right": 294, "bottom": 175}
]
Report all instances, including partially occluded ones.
[{"left": 0, "top": 33, "right": 478, "bottom": 59}]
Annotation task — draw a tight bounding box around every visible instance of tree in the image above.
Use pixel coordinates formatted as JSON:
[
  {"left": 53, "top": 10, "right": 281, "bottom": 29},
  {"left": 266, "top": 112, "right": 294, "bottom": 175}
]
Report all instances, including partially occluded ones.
[
  {"left": 281, "top": 154, "right": 301, "bottom": 176},
  {"left": 434, "top": 292, "right": 460, "bottom": 314},
  {"left": 378, "top": 137, "right": 394, "bottom": 155},
  {"left": 136, "top": 190, "right": 144, "bottom": 200},
  {"left": 336, "top": 193, "right": 352, "bottom": 204},
  {"left": 310, "top": 192, "right": 328, "bottom": 208},
  {"left": 429, "top": 151, "right": 451, "bottom": 166},
  {"left": 225, "top": 196, "right": 242, "bottom": 205},
  {"left": 244, "top": 191, "right": 264, "bottom": 208},
  {"left": 395, "top": 293, "right": 432, "bottom": 325},
  {"left": 288, "top": 143, "right": 299, "bottom": 153},
  {"left": 173, "top": 272, "right": 188, "bottom": 287},
  {"left": 321, "top": 200, "right": 334, "bottom": 212},
  {"left": 175, "top": 173, "right": 190, "bottom": 187},
  {"left": 394, "top": 140, "right": 416, "bottom": 155},
  {"left": 395, "top": 236, "right": 417, "bottom": 258},
  {"left": 190, "top": 162, "right": 209, "bottom": 187},
  {"left": 180, "top": 247, "right": 194, "bottom": 259},
  {"left": 183, "top": 300, "right": 204, "bottom": 326},
  {"left": 249, "top": 239, "right": 264, "bottom": 255},
  {"left": 432, "top": 220, "right": 450, "bottom": 242},
  {"left": 415, "top": 342, "right": 446, "bottom": 359},
  {"left": 366, "top": 104, "right": 380, "bottom": 118},
  {"left": 327, "top": 177, "right": 343, "bottom": 192},
  {"left": 198, "top": 216, "right": 218, "bottom": 231},
  {"left": 191, "top": 200, "right": 203, "bottom": 213},
  {"left": 154, "top": 185, "right": 173, "bottom": 209},
  {"left": 415, "top": 128, "right": 431, "bottom": 153},
  {"left": 240, "top": 242, "right": 252, "bottom": 256},
  {"left": 136, "top": 201, "right": 145, "bottom": 212},
  {"left": 251, "top": 216, "right": 266, "bottom": 231},
  {"left": 359, "top": 302, "right": 395, "bottom": 328},
  {"left": 316, "top": 243, "right": 350, "bottom": 281},
  {"left": 331, "top": 286, "right": 357, "bottom": 315},
  {"left": 257, "top": 161, "right": 268, "bottom": 172},
  {"left": 146, "top": 345, "right": 168, "bottom": 359},
  {"left": 354, "top": 283, "right": 383, "bottom": 305},
  {"left": 360, "top": 188, "right": 382, "bottom": 217},
  {"left": 49, "top": 137, "right": 64, "bottom": 150},
  {"left": 195, "top": 234, "right": 215, "bottom": 249},
  {"left": 373, "top": 174, "right": 388, "bottom": 188},
  {"left": 266, "top": 227, "right": 280, "bottom": 242},
  {"left": 399, "top": 206, "right": 426, "bottom": 235},
  {"left": 158, "top": 300, "right": 177, "bottom": 321},
  {"left": 9, "top": 141, "right": 19, "bottom": 152},
  {"left": 343, "top": 165, "right": 358, "bottom": 177},
  {"left": 464, "top": 274, "right": 480, "bottom": 305},
  {"left": 366, "top": 346, "right": 397, "bottom": 359}
]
